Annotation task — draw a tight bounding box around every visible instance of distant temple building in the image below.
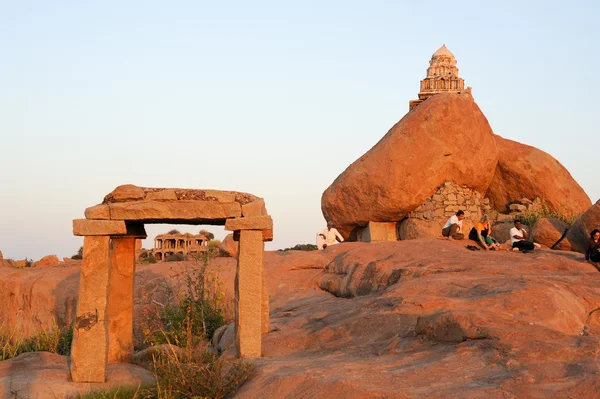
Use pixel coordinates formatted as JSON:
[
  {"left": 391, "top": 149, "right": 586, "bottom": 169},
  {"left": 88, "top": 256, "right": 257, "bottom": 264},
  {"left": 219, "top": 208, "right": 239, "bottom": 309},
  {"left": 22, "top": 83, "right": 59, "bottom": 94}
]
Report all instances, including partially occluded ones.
[
  {"left": 152, "top": 232, "right": 210, "bottom": 261},
  {"left": 409, "top": 45, "right": 465, "bottom": 111}
]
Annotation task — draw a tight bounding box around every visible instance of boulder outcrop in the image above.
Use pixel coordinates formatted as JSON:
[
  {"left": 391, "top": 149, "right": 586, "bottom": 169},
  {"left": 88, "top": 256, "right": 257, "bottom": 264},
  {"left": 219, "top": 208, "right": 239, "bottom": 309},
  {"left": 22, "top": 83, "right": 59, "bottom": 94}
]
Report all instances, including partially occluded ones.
[
  {"left": 532, "top": 218, "right": 570, "bottom": 249},
  {"left": 219, "top": 234, "right": 239, "bottom": 258},
  {"left": 32, "top": 254, "right": 61, "bottom": 268},
  {"left": 486, "top": 136, "right": 591, "bottom": 216},
  {"left": 3, "top": 241, "right": 600, "bottom": 397},
  {"left": 564, "top": 200, "right": 600, "bottom": 252},
  {"left": 321, "top": 92, "right": 499, "bottom": 237}
]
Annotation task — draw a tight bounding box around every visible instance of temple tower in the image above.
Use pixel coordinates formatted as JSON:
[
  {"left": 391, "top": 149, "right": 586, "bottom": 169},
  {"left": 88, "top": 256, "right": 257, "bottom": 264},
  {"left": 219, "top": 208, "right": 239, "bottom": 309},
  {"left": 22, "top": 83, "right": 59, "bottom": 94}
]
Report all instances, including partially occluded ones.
[{"left": 409, "top": 45, "right": 465, "bottom": 110}]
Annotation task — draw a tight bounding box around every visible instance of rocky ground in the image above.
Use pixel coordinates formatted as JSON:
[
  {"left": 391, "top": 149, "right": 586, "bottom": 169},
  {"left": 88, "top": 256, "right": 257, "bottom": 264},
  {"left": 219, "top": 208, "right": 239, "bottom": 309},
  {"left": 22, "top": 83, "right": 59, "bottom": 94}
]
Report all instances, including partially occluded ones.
[{"left": 2, "top": 239, "right": 600, "bottom": 398}]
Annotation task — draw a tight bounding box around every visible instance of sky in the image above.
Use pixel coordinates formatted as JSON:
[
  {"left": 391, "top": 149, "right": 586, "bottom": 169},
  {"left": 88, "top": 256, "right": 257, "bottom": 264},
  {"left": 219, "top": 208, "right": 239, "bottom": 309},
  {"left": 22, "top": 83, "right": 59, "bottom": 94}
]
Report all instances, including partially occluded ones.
[{"left": 1, "top": 0, "right": 598, "bottom": 260}]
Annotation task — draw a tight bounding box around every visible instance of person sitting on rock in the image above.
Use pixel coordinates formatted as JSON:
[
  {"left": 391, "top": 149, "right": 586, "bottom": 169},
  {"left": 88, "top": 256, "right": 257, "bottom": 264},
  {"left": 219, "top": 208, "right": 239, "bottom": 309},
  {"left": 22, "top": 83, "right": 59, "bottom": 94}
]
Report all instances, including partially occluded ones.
[
  {"left": 468, "top": 215, "right": 501, "bottom": 250},
  {"left": 318, "top": 221, "right": 344, "bottom": 249},
  {"left": 510, "top": 220, "right": 539, "bottom": 252},
  {"left": 584, "top": 229, "right": 600, "bottom": 265},
  {"left": 442, "top": 210, "right": 465, "bottom": 240}
]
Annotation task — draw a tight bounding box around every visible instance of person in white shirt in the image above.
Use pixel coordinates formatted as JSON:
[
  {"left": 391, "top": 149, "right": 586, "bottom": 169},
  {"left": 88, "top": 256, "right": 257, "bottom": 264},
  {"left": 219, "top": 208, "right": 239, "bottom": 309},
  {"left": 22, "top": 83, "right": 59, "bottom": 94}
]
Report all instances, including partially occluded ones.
[
  {"left": 442, "top": 210, "right": 465, "bottom": 240},
  {"left": 509, "top": 220, "right": 539, "bottom": 252},
  {"left": 317, "top": 221, "right": 344, "bottom": 249}
]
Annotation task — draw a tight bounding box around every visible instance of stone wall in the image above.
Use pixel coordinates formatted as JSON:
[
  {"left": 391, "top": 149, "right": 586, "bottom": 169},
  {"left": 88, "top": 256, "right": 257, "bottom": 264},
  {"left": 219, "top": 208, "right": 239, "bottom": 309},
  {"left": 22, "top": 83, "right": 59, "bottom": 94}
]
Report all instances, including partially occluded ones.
[{"left": 408, "top": 181, "right": 495, "bottom": 224}]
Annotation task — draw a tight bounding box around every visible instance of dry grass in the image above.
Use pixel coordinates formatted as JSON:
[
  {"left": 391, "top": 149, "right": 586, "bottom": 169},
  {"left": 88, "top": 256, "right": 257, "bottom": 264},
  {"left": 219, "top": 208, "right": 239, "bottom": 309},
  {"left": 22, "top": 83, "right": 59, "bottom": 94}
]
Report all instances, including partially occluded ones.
[{"left": 1, "top": 321, "right": 72, "bottom": 361}]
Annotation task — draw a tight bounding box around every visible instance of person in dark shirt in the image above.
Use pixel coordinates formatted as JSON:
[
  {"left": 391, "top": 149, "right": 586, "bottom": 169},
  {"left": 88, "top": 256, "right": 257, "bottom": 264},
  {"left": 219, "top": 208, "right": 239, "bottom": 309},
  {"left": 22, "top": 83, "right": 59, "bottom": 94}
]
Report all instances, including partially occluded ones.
[{"left": 585, "top": 229, "right": 600, "bottom": 263}]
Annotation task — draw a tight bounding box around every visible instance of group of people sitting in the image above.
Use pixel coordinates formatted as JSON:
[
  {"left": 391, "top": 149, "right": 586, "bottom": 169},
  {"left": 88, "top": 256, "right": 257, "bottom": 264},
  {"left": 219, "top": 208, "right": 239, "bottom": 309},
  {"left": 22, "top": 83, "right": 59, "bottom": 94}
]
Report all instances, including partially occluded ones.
[
  {"left": 442, "top": 210, "right": 600, "bottom": 264},
  {"left": 443, "top": 210, "right": 539, "bottom": 253},
  {"left": 316, "top": 211, "right": 600, "bottom": 265}
]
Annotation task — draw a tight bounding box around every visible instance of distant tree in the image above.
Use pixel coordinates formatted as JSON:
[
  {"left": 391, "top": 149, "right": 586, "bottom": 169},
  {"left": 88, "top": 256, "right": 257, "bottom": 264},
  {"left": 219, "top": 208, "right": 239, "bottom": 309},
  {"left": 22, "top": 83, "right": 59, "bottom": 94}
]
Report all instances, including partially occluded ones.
[
  {"left": 71, "top": 246, "right": 83, "bottom": 260},
  {"left": 168, "top": 229, "right": 181, "bottom": 235},
  {"left": 199, "top": 229, "right": 215, "bottom": 240}
]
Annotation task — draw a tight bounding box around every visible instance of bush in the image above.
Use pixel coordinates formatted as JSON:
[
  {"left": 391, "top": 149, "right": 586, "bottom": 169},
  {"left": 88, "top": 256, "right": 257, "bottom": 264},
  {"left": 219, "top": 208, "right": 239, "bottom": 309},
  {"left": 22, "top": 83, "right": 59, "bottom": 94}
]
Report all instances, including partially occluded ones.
[
  {"left": 71, "top": 246, "right": 83, "bottom": 260},
  {"left": 520, "top": 200, "right": 579, "bottom": 227},
  {"left": 146, "top": 251, "right": 227, "bottom": 347},
  {"left": 278, "top": 244, "right": 319, "bottom": 252},
  {"left": 78, "top": 344, "right": 255, "bottom": 399},
  {"left": 168, "top": 229, "right": 181, "bottom": 235}
]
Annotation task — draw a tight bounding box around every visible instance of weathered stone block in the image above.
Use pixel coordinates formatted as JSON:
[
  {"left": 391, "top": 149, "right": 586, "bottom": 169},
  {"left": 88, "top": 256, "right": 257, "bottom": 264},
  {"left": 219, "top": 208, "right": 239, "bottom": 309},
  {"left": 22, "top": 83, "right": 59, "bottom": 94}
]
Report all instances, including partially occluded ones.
[
  {"left": 360, "top": 221, "right": 398, "bottom": 242},
  {"left": 112, "top": 185, "right": 145, "bottom": 202},
  {"left": 235, "top": 230, "right": 263, "bottom": 358},
  {"left": 225, "top": 216, "right": 273, "bottom": 231},
  {"left": 146, "top": 189, "right": 177, "bottom": 201},
  {"left": 204, "top": 190, "right": 237, "bottom": 203},
  {"left": 109, "top": 201, "right": 241, "bottom": 223},
  {"left": 85, "top": 205, "right": 110, "bottom": 220},
  {"left": 447, "top": 194, "right": 457, "bottom": 201},
  {"left": 241, "top": 199, "right": 267, "bottom": 217},
  {"left": 108, "top": 237, "right": 136, "bottom": 364},
  {"left": 73, "top": 220, "right": 127, "bottom": 236},
  {"left": 71, "top": 236, "right": 111, "bottom": 382}
]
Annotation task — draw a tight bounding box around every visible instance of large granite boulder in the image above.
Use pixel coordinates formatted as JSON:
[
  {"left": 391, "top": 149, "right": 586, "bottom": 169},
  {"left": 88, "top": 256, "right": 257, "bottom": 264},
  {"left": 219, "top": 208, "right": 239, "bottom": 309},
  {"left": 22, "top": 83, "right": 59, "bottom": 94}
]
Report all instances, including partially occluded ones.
[
  {"left": 322, "top": 92, "right": 499, "bottom": 237},
  {"left": 486, "top": 136, "right": 591, "bottom": 216},
  {"left": 564, "top": 200, "right": 600, "bottom": 252}
]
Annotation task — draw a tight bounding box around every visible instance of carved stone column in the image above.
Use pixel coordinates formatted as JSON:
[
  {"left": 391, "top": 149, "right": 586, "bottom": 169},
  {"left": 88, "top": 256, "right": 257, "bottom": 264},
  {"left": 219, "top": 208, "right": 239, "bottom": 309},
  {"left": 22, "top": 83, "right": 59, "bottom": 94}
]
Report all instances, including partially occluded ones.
[
  {"left": 235, "top": 230, "right": 263, "bottom": 358},
  {"left": 107, "top": 236, "right": 136, "bottom": 363},
  {"left": 70, "top": 236, "right": 111, "bottom": 382}
]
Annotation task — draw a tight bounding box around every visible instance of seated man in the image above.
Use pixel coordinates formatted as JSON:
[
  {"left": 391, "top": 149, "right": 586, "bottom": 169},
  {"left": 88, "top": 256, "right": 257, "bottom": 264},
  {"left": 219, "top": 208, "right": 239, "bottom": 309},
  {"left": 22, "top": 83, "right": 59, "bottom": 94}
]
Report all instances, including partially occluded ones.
[
  {"left": 442, "top": 210, "right": 465, "bottom": 240},
  {"left": 318, "top": 221, "right": 344, "bottom": 249},
  {"left": 510, "top": 220, "right": 536, "bottom": 252}
]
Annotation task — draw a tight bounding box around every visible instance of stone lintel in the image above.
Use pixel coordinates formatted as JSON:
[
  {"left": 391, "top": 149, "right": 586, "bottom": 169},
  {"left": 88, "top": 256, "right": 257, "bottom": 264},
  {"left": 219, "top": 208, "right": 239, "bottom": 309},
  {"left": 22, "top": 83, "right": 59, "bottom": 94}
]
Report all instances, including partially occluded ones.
[
  {"left": 225, "top": 216, "right": 273, "bottom": 231},
  {"left": 73, "top": 219, "right": 127, "bottom": 236},
  {"left": 85, "top": 205, "right": 110, "bottom": 220},
  {"left": 242, "top": 198, "right": 267, "bottom": 217},
  {"left": 108, "top": 200, "right": 241, "bottom": 223}
]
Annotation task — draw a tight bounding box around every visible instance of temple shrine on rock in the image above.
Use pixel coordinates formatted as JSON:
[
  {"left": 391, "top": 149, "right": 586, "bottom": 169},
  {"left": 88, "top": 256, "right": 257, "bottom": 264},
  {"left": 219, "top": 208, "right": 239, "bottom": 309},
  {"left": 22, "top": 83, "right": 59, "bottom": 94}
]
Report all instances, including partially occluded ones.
[{"left": 409, "top": 45, "right": 466, "bottom": 110}]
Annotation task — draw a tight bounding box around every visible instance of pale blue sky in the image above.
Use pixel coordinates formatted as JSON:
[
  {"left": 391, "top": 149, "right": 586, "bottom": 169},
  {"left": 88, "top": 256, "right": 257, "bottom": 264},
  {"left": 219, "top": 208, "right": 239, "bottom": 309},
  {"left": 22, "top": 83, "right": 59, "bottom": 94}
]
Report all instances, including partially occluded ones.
[{"left": 1, "top": 1, "right": 598, "bottom": 260}]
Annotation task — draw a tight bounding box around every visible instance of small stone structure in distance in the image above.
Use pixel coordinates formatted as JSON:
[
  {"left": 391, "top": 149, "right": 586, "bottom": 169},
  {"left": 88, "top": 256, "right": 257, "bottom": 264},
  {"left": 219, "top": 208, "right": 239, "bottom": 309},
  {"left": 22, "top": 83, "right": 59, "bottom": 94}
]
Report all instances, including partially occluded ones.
[{"left": 71, "top": 184, "right": 273, "bottom": 383}]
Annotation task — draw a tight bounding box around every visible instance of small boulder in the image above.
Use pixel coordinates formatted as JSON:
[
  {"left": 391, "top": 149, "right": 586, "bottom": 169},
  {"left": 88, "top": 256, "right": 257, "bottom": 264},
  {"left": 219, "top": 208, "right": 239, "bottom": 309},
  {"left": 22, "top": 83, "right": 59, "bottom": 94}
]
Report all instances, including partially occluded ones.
[
  {"left": 398, "top": 219, "right": 443, "bottom": 240},
  {"left": 532, "top": 218, "right": 570, "bottom": 249},
  {"left": 33, "top": 255, "right": 61, "bottom": 267},
  {"left": 219, "top": 234, "right": 239, "bottom": 258},
  {"left": 492, "top": 222, "right": 515, "bottom": 244}
]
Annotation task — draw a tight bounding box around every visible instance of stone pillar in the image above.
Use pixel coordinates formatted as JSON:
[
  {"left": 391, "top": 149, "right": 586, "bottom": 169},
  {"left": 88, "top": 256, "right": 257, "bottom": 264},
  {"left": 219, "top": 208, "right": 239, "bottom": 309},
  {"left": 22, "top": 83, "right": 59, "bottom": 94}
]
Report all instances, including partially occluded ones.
[
  {"left": 261, "top": 259, "right": 269, "bottom": 334},
  {"left": 107, "top": 237, "right": 136, "bottom": 363},
  {"left": 71, "top": 236, "right": 111, "bottom": 383},
  {"left": 235, "top": 230, "right": 263, "bottom": 358}
]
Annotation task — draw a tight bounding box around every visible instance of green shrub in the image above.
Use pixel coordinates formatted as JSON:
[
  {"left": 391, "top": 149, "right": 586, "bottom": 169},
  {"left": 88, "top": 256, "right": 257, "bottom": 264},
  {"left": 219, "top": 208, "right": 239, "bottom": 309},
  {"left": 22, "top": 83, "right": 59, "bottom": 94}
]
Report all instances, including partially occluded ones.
[
  {"left": 520, "top": 200, "right": 579, "bottom": 227},
  {"left": 168, "top": 229, "right": 181, "bottom": 235},
  {"left": 278, "top": 244, "right": 319, "bottom": 252},
  {"left": 71, "top": 246, "right": 83, "bottom": 260},
  {"left": 146, "top": 251, "right": 226, "bottom": 347}
]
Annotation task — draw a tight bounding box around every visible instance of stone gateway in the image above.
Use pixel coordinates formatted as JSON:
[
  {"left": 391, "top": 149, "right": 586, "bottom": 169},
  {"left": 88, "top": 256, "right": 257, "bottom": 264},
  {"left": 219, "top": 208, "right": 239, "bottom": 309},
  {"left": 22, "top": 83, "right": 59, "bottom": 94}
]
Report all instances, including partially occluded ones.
[{"left": 70, "top": 185, "right": 273, "bottom": 383}]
